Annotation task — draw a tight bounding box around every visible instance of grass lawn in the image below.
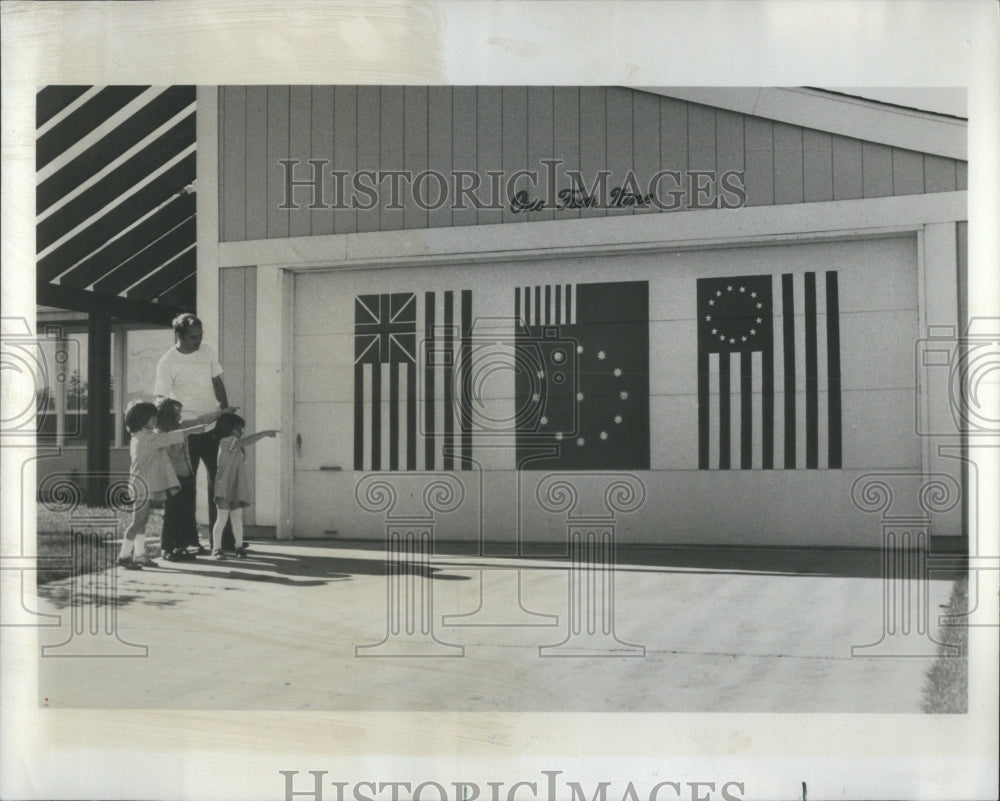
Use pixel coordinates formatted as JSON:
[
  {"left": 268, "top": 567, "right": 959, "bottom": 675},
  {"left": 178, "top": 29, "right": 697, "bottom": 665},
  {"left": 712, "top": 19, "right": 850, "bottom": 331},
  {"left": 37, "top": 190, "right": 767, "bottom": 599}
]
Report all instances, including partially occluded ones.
[
  {"left": 921, "top": 575, "right": 969, "bottom": 713},
  {"left": 36, "top": 506, "right": 166, "bottom": 584}
]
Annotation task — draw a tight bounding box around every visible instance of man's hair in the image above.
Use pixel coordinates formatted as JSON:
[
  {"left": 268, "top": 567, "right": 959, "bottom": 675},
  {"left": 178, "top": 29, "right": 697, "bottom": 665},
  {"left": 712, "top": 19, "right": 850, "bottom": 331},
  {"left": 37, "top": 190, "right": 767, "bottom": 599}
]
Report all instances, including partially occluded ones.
[
  {"left": 124, "top": 401, "right": 158, "bottom": 434},
  {"left": 172, "top": 313, "right": 202, "bottom": 337}
]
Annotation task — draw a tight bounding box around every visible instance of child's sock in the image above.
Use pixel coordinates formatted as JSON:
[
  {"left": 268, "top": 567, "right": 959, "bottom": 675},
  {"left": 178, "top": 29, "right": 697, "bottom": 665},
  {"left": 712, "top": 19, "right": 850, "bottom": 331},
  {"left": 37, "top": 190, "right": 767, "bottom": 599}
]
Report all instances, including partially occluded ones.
[
  {"left": 118, "top": 539, "right": 134, "bottom": 560},
  {"left": 134, "top": 534, "right": 146, "bottom": 559}
]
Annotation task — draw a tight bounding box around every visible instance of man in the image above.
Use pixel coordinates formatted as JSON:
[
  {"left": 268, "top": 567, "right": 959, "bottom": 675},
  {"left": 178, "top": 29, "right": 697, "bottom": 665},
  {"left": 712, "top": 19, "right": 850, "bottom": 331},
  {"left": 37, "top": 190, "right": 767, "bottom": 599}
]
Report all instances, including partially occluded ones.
[{"left": 154, "top": 313, "right": 235, "bottom": 551}]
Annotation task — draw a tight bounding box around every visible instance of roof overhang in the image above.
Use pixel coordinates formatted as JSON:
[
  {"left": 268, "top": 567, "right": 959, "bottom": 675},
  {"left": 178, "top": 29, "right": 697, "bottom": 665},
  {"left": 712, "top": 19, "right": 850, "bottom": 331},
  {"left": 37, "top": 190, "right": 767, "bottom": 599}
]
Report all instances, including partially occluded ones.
[{"left": 642, "top": 87, "right": 967, "bottom": 161}]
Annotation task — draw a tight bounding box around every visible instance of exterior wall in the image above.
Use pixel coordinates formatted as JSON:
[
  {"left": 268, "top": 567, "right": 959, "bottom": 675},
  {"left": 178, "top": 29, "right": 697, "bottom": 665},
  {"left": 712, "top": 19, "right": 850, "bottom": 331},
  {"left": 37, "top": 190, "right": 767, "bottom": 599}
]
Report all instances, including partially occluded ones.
[{"left": 217, "top": 86, "right": 967, "bottom": 241}]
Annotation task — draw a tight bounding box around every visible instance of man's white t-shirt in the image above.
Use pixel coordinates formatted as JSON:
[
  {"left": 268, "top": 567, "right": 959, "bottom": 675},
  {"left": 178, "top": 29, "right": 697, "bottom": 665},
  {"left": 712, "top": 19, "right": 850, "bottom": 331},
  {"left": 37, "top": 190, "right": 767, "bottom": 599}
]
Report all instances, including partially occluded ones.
[{"left": 153, "top": 345, "right": 224, "bottom": 419}]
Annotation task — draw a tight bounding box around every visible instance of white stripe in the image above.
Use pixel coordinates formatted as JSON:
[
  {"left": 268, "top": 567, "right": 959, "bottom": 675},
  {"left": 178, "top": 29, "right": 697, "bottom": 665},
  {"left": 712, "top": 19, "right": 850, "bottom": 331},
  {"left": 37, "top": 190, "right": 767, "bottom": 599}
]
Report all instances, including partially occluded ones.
[
  {"left": 42, "top": 143, "right": 197, "bottom": 268},
  {"left": 730, "top": 351, "right": 741, "bottom": 469},
  {"left": 794, "top": 275, "right": 807, "bottom": 470},
  {"left": 815, "top": 274, "right": 829, "bottom": 468},
  {"left": 38, "top": 103, "right": 196, "bottom": 223},
  {"left": 567, "top": 284, "right": 576, "bottom": 325},
  {"left": 37, "top": 88, "right": 170, "bottom": 182},
  {"left": 398, "top": 362, "right": 408, "bottom": 470},
  {"left": 708, "top": 353, "right": 719, "bottom": 470},
  {"left": 772, "top": 277, "right": 786, "bottom": 469},
  {"left": 362, "top": 363, "right": 372, "bottom": 471},
  {"left": 118, "top": 242, "right": 195, "bottom": 296},
  {"left": 381, "top": 362, "right": 391, "bottom": 471},
  {"left": 752, "top": 350, "right": 763, "bottom": 469},
  {"left": 35, "top": 86, "right": 103, "bottom": 138}
]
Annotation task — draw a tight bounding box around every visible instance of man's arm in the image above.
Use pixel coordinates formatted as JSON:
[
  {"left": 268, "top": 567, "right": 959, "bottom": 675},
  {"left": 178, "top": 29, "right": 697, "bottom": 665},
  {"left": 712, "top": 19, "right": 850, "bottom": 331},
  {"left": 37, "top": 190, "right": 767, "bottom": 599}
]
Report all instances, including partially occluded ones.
[{"left": 212, "top": 375, "right": 229, "bottom": 409}]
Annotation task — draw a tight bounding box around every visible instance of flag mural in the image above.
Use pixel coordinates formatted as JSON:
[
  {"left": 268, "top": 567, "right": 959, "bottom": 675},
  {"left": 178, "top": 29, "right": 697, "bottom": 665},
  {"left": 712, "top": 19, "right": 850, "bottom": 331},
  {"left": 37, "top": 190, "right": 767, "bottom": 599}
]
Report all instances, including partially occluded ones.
[
  {"left": 514, "top": 281, "right": 650, "bottom": 471},
  {"left": 354, "top": 290, "right": 473, "bottom": 471},
  {"left": 697, "top": 271, "right": 842, "bottom": 470}
]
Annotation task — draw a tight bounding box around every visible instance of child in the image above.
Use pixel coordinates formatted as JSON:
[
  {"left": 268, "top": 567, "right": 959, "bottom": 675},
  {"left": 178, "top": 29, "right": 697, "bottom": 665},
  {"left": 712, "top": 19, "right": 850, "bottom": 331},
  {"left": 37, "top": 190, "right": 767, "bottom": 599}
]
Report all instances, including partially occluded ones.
[
  {"left": 156, "top": 398, "right": 224, "bottom": 561},
  {"left": 117, "top": 402, "right": 217, "bottom": 570},
  {"left": 210, "top": 413, "right": 278, "bottom": 559}
]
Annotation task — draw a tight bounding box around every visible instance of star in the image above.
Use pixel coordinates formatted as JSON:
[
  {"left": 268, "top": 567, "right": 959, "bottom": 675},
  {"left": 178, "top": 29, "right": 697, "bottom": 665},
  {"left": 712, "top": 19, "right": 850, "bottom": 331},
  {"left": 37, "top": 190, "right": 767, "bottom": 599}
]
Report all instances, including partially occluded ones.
[
  {"left": 739, "top": 286, "right": 746, "bottom": 293},
  {"left": 756, "top": 317, "right": 762, "bottom": 323},
  {"left": 531, "top": 392, "right": 540, "bottom": 402},
  {"left": 750, "top": 328, "right": 756, "bottom": 335},
  {"left": 597, "top": 350, "right": 606, "bottom": 360},
  {"left": 719, "top": 335, "right": 725, "bottom": 341},
  {"left": 716, "top": 290, "right": 722, "bottom": 296},
  {"left": 711, "top": 328, "right": 717, "bottom": 335},
  {"left": 708, "top": 299, "right": 715, "bottom": 306},
  {"left": 619, "top": 390, "right": 629, "bottom": 401},
  {"left": 726, "top": 285, "right": 733, "bottom": 291},
  {"left": 705, "top": 315, "right": 712, "bottom": 322},
  {"left": 614, "top": 414, "right": 623, "bottom": 424},
  {"left": 576, "top": 345, "right": 584, "bottom": 354},
  {"left": 555, "top": 432, "right": 563, "bottom": 441},
  {"left": 729, "top": 338, "right": 735, "bottom": 344},
  {"left": 539, "top": 415, "right": 548, "bottom": 426},
  {"left": 613, "top": 367, "right": 622, "bottom": 377},
  {"left": 576, "top": 391, "right": 584, "bottom": 401},
  {"left": 576, "top": 437, "right": 585, "bottom": 446},
  {"left": 536, "top": 370, "right": 545, "bottom": 379},
  {"left": 741, "top": 336, "right": 747, "bottom": 342},
  {"left": 600, "top": 431, "right": 608, "bottom": 440},
  {"left": 756, "top": 302, "right": 762, "bottom": 309},
  {"left": 751, "top": 291, "right": 757, "bottom": 298}
]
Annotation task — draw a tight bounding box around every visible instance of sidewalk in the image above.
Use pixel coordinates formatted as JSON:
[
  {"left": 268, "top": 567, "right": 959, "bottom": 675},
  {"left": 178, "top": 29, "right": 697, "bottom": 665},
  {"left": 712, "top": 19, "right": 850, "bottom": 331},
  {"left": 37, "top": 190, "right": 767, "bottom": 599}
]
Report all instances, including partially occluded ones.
[{"left": 34, "top": 541, "right": 958, "bottom": 711}]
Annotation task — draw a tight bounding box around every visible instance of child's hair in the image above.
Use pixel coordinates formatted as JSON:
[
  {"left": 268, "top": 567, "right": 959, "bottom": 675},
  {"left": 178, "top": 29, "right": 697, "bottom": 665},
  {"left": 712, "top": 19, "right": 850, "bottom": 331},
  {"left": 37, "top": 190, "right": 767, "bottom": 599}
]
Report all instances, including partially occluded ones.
[
  {"left": 124, "top": 401, "right": 158, "bottom": 434},
  {"left": 155, "top": 397, "right": 183, "bottom": 430},
  {"left": 214, "top": 412, "right": 246, "bottom": 439}
]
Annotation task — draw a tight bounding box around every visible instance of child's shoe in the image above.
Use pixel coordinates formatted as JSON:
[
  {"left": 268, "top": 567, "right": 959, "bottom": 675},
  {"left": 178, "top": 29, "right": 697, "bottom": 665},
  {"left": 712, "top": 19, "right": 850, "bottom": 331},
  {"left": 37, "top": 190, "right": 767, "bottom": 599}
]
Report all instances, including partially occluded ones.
[
  {"left": 234, "top": 545, "right": 247, "bottom": 559},
  {"left": 116, "top": 556, "right": 142, "bottom": 570},
  {"left": 212, "top": 549, "right": 225, "bottom": 559}
]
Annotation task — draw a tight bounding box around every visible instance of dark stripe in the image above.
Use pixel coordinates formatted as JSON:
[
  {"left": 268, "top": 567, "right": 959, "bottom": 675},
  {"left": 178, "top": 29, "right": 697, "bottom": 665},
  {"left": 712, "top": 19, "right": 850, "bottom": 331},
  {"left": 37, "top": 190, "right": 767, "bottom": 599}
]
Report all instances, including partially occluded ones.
[
  {"left": 718, "top": 353, "right": 730, "bottom": 470},
  {"left": 443, "top": 291, "right": 454, "bottom": 471},
  {"left": 762, "top": 345, "right": 774, "bottom": 469},
  {"left": 406, "top": 361, "right": 417, "bottom": 471},
  {"left": 534, "top": 286, "right": 541, "bottom": 326},
  {"left": 698, "top": 350, "right": 710, "bottom": 469},
  {"left": 805, "top": 272, "right": 818, "bottom": 469},
  {"left": 826, "top": 271, "right": 842, "bottom": 468},
  {"left": 126, "top": 247, "right": 196, "bottom": 301},
  {"left": 782, "top": 274, "right": 796, "bottom": 469},
  {"left": 741, "top": 352, "right": 753, "bottom": 469},
  {"left": 514, "top": 286, "right": 521, "bottom": 327},
  {"left": 544, "top": 285, "right": 551, "bottom": 325},
  {"left": 155, "top": 272, "right": 196, "bottom": 311},
  {"left": 524, "top": 286, "right": 531, "bottom": 328},
  {"left": 389, "top": 361, "right": 399, "bottom": 471},
  {"left": 424, "top": 292, "right": 435, "bottom": 470},
  {"left": 566, "top": 284, "right": 572, "bottom": 323},
  {"left": 36, "top": 86, "right": 150, "bottom": 170},
  {"left": 38, "top": 86, "right": 195, "bottom": 215},
  {"left": 354, "top": 363, "right": 364, "bottom": 470},
  {"left": 460, "top": 289, "right": 473, "bottom": 468},
  {"left": 57, "top": 191, "right": 195, "bottom": 288},
  {"left": 37, "top": 113, "right": 196, "bottom": 252},
  {"left": 36, "top": 86, "right": 91, "bottom": 129},
  {"left": 36, "top": 152, "right": 195, "bottom": 282},
  {"left": 92, "top": 216, "right": 196, "bottom": 295},
  {"left": 370, "top": 362, "right": 382, "bottom": 471},
  {"left": 555, "top": 284, "right": 562, "bottom": 325}
]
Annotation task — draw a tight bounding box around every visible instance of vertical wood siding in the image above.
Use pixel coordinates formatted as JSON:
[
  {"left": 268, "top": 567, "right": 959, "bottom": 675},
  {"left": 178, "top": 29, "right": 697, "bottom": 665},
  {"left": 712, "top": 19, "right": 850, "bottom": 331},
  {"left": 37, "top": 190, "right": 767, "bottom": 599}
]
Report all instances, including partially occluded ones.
[{"left": 219, "top": 87, "right": 969, "bottom": 242}]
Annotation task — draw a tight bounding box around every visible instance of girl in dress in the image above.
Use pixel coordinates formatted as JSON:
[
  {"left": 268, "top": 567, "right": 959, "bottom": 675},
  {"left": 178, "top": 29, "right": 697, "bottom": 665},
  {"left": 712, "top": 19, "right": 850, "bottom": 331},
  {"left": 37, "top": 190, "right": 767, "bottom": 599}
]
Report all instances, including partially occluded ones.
[
  {"left": 210, "top": 413, "right": 278, "bottom": 559},
  {"left": 117, "top": 402, "right": 218, "bottom": 570}
]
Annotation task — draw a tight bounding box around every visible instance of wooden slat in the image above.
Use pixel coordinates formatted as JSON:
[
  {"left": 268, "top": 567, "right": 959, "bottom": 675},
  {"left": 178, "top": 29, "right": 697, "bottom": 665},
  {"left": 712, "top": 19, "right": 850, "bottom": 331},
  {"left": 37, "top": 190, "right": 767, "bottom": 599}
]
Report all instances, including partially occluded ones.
[
  {"left": 578, "top": 86, "right": 607, "bottom": 219},
  {"left": 36, "top": 85, "right": 91, "bottom": 129},
  {"left": 605, "top": 86, "right": 633, "bottom": 219},
  {"left": 220, "top": 86, "right": 247, "bottom": 242},
  {"left": 957, "top": 161, "right": 967, "bottom": 189},
  {"left": 478, "top": 86, "right": 503, "bottom": 225},
  {"left": 923, "top": 154, "right": 957, "bottom": 193},
  {"left": 244, "top": 86, "right": 268, "bottom": 240},
  {"left": 501, "top": 86, "right": 527, "bottom": 224},
  {"left": 660, "top": 96, "right": 689, "bottom": 209},
  {"left": 37, "top": 280, "right": 181, "bottom": 325},
  {"left": 743, "top": 116, "right": 773, "bottom": 207},
  {"left": 266, "top": 86, "right": 290, "bottom": 238},
  {"left": 93, "top": 216, "right": 196, "bottom": 295},
  {"left": 333, "top": 85, "right": 358, "bottom": 235},
  {"left": 403, "top": 86, "right": 429, "bottom": 231},
  {"left": 527, "top": 86, "right": 554, "bottom": 222},
  {"left": 861, "top": 141, "right": 893, "bottom": 198},
  {"left": 126, "top": 247, "right": 196, "bottom": 301},
  {"left": 892, "top": 148, "right": 924, "bottom": 195},
  {"left": 289, "top": 85, "right": 315, "bottom": 238},
  {"left": 427, "top": 86, "right": 452, "bottom": 230},
  {"left": 156, "top": 272, "right": 197, "bottom": 310},
  {"left": 802, "top": 129, "right": 833, "bottom": 202},
  {"left": 773, "top": 122, "right": 804, "bottom": 205},
  {"left": 715, "top": 109, "right": 745, "bottom": 209},
  {"left": 631, "top": 90, "right": 660, "bottom": 216},
  {"left": 379, "top": 86, "right": 405, "bottom": 232},
  {"left": 309, "top": 86, "right": 335, "bottom": 236},
  {"left": 552, "top": 87, "right": 580, "bottom": 221},
  {"left": 452, "top": 86, "right": 478, "bottom": 227},
  {"left": 356, "top": 86, "right": 381, "bottom": 233},
  {"left": 831, "top": 135, "right": 863, "bottom": 200}
]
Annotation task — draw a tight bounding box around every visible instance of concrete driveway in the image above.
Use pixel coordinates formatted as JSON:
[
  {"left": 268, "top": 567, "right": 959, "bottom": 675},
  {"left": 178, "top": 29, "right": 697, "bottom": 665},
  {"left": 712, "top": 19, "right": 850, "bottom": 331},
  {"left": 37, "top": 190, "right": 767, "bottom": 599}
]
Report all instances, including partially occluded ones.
[{"left": 35, "top": 541, "right": 958, "bottom": 712}]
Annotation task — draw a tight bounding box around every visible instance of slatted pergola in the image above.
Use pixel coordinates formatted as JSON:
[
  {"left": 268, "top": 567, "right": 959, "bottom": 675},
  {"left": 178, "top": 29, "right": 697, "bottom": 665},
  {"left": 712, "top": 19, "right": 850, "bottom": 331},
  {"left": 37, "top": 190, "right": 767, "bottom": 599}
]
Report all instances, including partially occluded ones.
[{"left": 36, "top": 85, "right": 198, "bottom": 503}]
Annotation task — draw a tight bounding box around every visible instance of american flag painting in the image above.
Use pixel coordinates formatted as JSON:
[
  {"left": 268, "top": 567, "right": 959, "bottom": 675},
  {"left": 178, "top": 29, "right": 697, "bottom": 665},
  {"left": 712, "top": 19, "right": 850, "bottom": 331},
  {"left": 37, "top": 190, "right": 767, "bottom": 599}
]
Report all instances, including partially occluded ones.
[
  {"left": 697, "top": 271, "right": 842, "bottom": 470},
  {"left": 354, "top": 290, "right": 473, "bottom": 471},
  {"left": 515, "top": 281, "right": 650, "bottom": 470}
]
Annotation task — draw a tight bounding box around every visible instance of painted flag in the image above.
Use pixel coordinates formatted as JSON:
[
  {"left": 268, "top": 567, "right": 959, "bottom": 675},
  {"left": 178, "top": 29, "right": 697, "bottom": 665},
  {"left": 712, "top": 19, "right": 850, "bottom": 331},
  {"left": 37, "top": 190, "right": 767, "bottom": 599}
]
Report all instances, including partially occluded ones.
[
  {"left": 514, "top": 281, "right": 650, "bottom": 470},
  {"left": 697, "top": 271, "right": 842, "bottom": 470},
  {"left": 354, "top": 290, "right": 473, "bottom": 471}
]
